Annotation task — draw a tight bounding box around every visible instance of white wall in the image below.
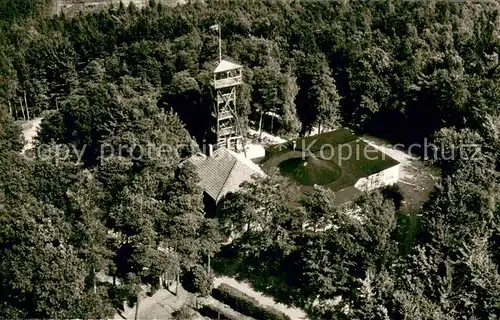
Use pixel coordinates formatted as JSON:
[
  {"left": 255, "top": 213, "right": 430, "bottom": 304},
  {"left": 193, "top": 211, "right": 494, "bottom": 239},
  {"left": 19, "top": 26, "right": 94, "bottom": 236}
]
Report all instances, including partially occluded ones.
[{"left": 354, "top": 164, "right": 401, "bottom": 192}]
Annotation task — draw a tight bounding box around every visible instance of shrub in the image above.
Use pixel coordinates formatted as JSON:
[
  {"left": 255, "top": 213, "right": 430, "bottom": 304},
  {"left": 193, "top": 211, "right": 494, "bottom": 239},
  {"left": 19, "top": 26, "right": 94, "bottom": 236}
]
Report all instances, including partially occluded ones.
[
  {"left": 181, "top": 265, "right": 213, "bottom": 297},
  {"left": 212, "top": 284, "right": 259, "bottom": 316},
  {"left": 198, "top": 304, "right": 239, "bottom": 320},
  {"left": 261, "top": 306, "right": 292, "bottom": 320},
  {"left": 381, "top": 184, "right": 404, "bottom": 210},
  {"left": 212, "top": 284, "right": 291, "bottom": 320}
]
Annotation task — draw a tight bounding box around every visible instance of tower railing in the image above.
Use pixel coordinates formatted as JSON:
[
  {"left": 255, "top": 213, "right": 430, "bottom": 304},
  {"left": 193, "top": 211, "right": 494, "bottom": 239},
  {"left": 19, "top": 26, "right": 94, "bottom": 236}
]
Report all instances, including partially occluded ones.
[
  {"left": 213, "top": 126, "right": 235, "bottom": 136},
  {"left": 213, "top": 75, "right": 242, "bottom": 89}
]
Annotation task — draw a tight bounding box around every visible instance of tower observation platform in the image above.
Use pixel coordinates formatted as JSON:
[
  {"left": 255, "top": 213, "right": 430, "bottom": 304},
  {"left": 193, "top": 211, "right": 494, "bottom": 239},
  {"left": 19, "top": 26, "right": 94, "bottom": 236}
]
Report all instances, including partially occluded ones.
[{"left": 209, "top": 59, "right": 244, "bottom": 151}]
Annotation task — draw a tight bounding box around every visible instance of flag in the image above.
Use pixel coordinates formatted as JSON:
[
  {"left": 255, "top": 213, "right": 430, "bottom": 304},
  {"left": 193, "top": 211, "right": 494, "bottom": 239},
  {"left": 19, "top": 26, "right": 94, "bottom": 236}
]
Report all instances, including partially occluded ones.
[{"left": 210, "top": 24, "right": 219, "bottom": 31}]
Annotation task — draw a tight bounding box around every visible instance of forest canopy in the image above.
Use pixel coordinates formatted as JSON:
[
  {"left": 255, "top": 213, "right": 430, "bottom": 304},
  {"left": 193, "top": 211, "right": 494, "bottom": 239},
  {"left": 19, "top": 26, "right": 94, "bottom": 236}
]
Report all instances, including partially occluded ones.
[
  {"left": 0, "top": 0, "right": 499, "bottom": 319},
  {"left": 1, "top": 0, "right": 499, "bottom": 145}
]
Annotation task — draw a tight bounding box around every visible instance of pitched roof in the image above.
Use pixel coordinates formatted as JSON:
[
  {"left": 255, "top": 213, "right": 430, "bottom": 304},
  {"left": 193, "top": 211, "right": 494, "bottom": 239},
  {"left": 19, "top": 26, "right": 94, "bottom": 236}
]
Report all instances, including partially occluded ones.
[
  {"left": 184, "top": 147, "right": 266, "bottom": 202},
  {"left": 214, "top": 59, "right": 243, "bottom": 73}
]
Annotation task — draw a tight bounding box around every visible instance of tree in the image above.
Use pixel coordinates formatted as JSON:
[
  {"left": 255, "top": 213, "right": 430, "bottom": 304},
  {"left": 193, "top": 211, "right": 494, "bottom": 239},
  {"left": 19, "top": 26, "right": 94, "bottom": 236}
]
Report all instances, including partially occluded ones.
[
  {"left": 219, "top": 171, "right": 303, "bottom": 249},
  {"left": 395, "top": 130, "right": 500, "bottom": 319},
  {"left": 111, "top": 185, "right": 166, "bottom": 314},
  {"left": 252, "top": 65, "right": 283, "bottom": 136},
  {"left": 166, "top": 70, "right": 204, "bottom": 139},
  {"left": 198, "top": 218, "right": 224, "bottom": 275},
  {"left": 159, "top": 164, "right": 220, "bottom": 294},
  {"left": 294, "top": 191, "right": 398, "bottom": 317},
  {"left": 352, "top": 192, "right": 398, "bottom": 271},
  {"left": 420, "top": 156, "right": 498, "bottom": 255},
  {"left": 38, "top": 72, "right": 192, "bottom": 167},
  {"left": 277, "top": 71, "right": 301, "bottom": 137},
  {"left": 66, "top": 170, "right": 112, "bottom": 295},
  {"left": 0, "top": 109, "right": 31, "bottom": 205},
  {"left": 301, "top": 186, "right": 338, "bottom": 232},
  {"left": 309, "top": 71, "right": 341, "bottom": 133},
  {"left": 431, "top": 127, "right": 486, "bottom": 175},
  {"left": 172, "top": 306, "right": 198, "bottom": 320},
  {"left": 181, "top": 265, "right": 213, "bottom": 297},
  {"left": 0, "top": 109, "right": 23, "bottom": 153},
  {"left": 0, "top": 196, "right": 113, "bottom": 318},
  {"left": 3, "top": 1, "right": 500, "bottom": 318}
]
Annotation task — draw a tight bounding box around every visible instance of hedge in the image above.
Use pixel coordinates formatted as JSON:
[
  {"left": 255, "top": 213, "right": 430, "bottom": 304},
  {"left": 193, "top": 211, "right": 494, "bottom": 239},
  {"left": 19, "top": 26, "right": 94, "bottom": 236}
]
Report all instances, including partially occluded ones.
[
  {"left": 212, "top": 284, "right": 291, "bottom": 320},
  {"left": 198, "top": 304, "right": 239, "bottom": 320}
]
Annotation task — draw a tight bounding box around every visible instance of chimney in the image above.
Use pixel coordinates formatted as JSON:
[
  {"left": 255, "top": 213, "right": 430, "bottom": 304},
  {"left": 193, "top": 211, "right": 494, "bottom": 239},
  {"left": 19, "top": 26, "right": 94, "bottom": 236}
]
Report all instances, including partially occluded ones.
[
  {"left": 208, "top": 144, "right": 213, "bottom": 157},
  {"left": 226, "top": 138, "right": 231, "bottom": 150}
]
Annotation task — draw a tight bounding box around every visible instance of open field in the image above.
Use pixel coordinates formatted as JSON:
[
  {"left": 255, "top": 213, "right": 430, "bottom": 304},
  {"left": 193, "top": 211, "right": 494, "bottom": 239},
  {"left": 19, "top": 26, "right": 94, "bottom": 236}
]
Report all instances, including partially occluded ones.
[{"left": 262, "top": 129, "right": 399, "bottom": 193}]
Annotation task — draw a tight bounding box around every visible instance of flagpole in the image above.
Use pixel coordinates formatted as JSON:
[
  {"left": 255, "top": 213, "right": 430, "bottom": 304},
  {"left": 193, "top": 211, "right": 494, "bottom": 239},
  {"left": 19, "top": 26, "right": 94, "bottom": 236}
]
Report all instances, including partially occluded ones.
[{"left": 218, "top": 24, "right": 222, "bottom": 62}]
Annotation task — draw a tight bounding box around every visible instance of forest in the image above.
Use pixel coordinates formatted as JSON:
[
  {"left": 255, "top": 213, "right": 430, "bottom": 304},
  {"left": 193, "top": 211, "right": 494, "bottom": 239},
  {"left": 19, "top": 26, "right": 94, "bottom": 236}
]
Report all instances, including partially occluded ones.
[{"left": 0, "top": 0, "right": 499, "bottom": 319}]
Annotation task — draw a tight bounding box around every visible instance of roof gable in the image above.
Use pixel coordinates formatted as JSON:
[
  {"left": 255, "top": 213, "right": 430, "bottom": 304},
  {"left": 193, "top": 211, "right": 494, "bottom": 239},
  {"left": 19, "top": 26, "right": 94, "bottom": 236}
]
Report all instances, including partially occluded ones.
[
  {"left": 214, "top": 59, "right": 243, "bottom": 73},
  {"left": 184, "top": 147, "right": 265, "bottom": 202}
]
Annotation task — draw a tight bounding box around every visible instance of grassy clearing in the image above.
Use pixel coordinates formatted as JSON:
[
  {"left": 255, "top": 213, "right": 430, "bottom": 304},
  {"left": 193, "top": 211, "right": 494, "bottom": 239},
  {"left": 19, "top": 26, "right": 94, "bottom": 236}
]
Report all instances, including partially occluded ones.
[
  {"left": 278, "top": 156, "right": 342, "bottom": 186},
  {"left": 295, "top": 128, "right": 357, "bottom": 152},
  {"left": 262, "top": 130, "right": 399, "bottom": 193}
]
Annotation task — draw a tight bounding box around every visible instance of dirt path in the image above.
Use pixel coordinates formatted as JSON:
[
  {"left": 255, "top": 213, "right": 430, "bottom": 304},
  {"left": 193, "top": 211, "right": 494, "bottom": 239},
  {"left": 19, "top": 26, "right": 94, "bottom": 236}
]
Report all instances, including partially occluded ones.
[
  {"left": 214, "top": 276, "right": 309, "bottom": 320},
  {"left": 113, "top": 285, "right": 204, "bottom": 320},
  {"left": 21, "top": 117, "right": 42, "bottom": 153},
  {"left": 361, "top": 135, "right": 440, "bottom": 211}
]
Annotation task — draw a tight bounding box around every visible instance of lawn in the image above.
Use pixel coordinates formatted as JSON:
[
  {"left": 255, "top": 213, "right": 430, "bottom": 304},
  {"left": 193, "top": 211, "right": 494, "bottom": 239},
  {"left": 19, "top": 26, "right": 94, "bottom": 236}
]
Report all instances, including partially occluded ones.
[
  {"left": 265, "top": 128, "right": 357, "bottom": 155},
  {"left": 262, "top": 129, "right": 399, "bottom": 193},
  {"left": 278, "top": 156, "right": 342, "bottom": 186},
  {"left": 295, "top": 128, "right": 358, "bottom": 152}
]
